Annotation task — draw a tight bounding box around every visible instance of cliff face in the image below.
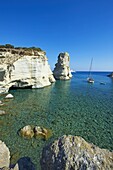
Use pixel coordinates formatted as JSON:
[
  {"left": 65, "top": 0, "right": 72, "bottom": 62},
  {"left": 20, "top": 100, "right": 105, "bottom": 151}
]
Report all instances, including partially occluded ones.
[
  {"left": 53, "top": 52, "right": 72, "bottom": 80},
  {"left": 0, "top": 47, "right": 55, "bottom": 93}
]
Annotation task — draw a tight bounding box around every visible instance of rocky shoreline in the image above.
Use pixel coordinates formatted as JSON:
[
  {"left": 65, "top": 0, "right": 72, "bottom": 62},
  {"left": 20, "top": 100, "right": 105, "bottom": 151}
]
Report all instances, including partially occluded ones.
[
  {"left": 0, "top": 45, "right": 72, "bottom": 94},
  {"left": 0, "top": 135, "right": 113, "bottom": 170}
]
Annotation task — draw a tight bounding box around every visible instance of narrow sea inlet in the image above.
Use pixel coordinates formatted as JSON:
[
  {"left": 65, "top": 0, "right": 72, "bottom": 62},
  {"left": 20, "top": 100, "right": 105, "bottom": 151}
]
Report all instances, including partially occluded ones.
[{"left": 0, "top": 72, "right": 113, "bottom": 169}]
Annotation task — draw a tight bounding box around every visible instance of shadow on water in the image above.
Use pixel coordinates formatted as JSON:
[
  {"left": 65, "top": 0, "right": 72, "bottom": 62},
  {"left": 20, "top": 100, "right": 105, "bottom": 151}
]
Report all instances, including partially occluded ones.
[{"left": 10, "top": 157, "right": 36, "bottom": 170}]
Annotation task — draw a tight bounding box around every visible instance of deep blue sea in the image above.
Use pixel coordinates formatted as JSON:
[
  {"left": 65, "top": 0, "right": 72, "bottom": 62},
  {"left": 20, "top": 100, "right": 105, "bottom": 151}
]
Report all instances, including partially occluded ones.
[{"left": 0, "top": 71, "right": 113, "bottom": 169}]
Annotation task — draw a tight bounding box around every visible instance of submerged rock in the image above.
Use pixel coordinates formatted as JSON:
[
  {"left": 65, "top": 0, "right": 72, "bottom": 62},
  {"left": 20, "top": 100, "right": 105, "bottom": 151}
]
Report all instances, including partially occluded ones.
[
  {"left": 34, "top": 126, "right": 52, "bottom": 140},
  {"left": 53, "top": 52, "right": 72, "bottom": 80},
  {"left": 19, "top": 125, "right": 52, "bottom": 140},
  {"left": 0, "top": 110, "right": 6, "bottom": 115},
  {"left": 0, "top": 100, "right": 4, "bottom": 106},
  {"left": 19, "top": 125, "right": 34, "bottom": 139},
  {"left": 41, "top": 135, "right": 113, "bottom": 170},
  {"left": 0, "top": 140, "right": 10, "bottom": 168}
]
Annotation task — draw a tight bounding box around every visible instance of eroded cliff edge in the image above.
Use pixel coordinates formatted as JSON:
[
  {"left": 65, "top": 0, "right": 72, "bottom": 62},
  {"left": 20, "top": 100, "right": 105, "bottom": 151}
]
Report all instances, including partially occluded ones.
[{"left": 0, "top": 45, "right": 55, "bottom": 93}]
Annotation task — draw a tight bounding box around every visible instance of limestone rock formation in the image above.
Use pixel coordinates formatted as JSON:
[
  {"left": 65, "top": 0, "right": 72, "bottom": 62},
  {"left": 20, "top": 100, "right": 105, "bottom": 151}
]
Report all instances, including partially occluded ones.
[
  {"left": 34, "top": 126, "right": 52, "bottom": 140},
  {"left": 0, "top": 46, "right": 55, "bottom": 94},
  {"left": 5, "top": 94, "right": 14, "bottom": 99},
  {"left": 41, "top": 135, "right": 113, "bottom": 170},
  {"left": 19, "top": 125, "right": 52, "bottom": 140},
  {"left": 53, "top": 52, "right": 72, "bottom": 80},
  {"left": 0, "top": 140, "right": 10, "bottom": 168},
  {"left": 19, "top": 125, "right": 34, "bottom": 139}
]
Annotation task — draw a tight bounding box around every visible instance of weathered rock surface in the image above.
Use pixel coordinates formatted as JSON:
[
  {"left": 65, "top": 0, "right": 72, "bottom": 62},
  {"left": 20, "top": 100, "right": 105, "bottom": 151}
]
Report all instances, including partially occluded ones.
[
  {"left": 5, "top": 94, "right": 14, "bottom": 99},
  {"left": 53, "top": 52, "right": 72, "bottom": 80},
  {"left": 107, "top": 72, "right": 113, "bottom": 78},
  {"left": 0, "top": 140, "right": 35, "bottom": 170},
  {"left": 41, "top": 135, "right": 113, "bottom": 170},
  {"left": 0, "top": 47, "right": 55, "bottom": 93},
  {"left": 19, "top": 125, "right": 52, "bottom": 140},
  {"left": 19, "top": 125, "right": 34, "bottom": 139},
  {"left": 0, "top": 164, "right": 19, "bottom": 170},
  {"left": 34, "top": 126, "right": 52, "bottom": 140},
  {"left": 0, "top": 110, "right": 6, "bottom": 115},
  {"left": 0, "top": 140, "right": 10, "bottom": 168}
]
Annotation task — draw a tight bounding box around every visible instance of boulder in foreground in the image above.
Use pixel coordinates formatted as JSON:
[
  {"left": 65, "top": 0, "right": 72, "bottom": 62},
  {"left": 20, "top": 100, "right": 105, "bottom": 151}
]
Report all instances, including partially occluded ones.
[{"left": 41, "top": 135, "right": 113, "bottom": 170}]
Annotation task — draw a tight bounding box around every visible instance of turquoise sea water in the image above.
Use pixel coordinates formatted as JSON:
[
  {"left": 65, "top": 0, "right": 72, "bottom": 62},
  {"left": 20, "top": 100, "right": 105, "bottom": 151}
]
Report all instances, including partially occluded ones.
[{"left": 0, "top": 71, "right": 113, "bottom": 169}]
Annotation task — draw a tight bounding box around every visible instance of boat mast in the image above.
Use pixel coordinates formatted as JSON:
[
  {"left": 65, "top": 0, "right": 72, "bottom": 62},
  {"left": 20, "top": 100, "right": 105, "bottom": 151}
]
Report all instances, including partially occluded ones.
[{"left": 89, "top": 58, "right": 93, "bottom": 78}]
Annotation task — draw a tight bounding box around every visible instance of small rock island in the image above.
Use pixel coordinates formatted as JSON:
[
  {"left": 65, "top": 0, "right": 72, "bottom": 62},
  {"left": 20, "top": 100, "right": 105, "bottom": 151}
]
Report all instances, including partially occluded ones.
[{"left": 53, "top": 52, "right": 72, "bottom": 80}]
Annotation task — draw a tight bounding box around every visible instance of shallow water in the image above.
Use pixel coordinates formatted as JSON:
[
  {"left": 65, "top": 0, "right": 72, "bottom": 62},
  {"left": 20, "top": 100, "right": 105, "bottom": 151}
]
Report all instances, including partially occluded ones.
[{"left": 0, "top": 72, "right": 113, "bottom": 169}]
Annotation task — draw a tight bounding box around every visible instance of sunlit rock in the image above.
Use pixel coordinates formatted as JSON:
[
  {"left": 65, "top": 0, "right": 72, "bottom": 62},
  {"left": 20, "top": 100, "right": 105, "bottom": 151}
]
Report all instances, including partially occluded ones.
[
  {"left": 19, "top": 125, "right": 34, "bottom": 139},
  {"left": 0, "top": 110, "right": 6, "bottom": 115},
  {"left": 5, "top": 94, "right": 14, "bottom": 99},
  {"left": 0, "top": 46, "right": 55, "bottom": 94},
  {"left": 53, "top": 52, "right": 72, "bottom": 80},
  {"left": 34, "top": 126, "right": 52, "bottom": 140},
  {"left": 0, "top": 140, "right": 10, "bottom": 168},
  {"left": 41, "top": 135, "right": 113, "bottom": 170}
]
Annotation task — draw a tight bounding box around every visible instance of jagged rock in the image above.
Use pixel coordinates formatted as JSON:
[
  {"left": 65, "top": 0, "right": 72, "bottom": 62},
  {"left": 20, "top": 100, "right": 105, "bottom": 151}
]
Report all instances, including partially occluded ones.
[
  {"left": 107, "top": 72, "right": 113, "bottom": 78},
  {"left": 19, "top": 125, "right": 34, "bottom": 139},
  {"left": 53, "top": 52, "right": 72, "bottom": 80},
  {"left": 41, "top": 135, "right": 113, "bottom": 170},
  {"left": 0, "top": 140, "right": 10, "bottom": 168},
  {"left": 0, "top": 110, "right": 6, "bottom": 115},
  {"left": 0, "top": 47, "right": 55, "bottom": 94},
  {"left": 34, "top": 126, "right": 52, "bottom": 140},
  {"left": 5, "top": 94, "right": 14, "bottom": 99},
  {"left": 19, "top": 125, "right": 52, "bottom": 140}
]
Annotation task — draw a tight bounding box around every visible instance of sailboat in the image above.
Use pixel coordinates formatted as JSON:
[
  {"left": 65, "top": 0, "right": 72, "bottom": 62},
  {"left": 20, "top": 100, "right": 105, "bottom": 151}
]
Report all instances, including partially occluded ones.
[{"left": 87, "top": 58, "right": 94, "bottom": 83}]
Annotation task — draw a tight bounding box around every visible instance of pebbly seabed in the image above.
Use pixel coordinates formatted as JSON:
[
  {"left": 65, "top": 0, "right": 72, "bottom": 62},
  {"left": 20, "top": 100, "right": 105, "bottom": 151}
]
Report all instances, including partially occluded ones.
[{"left": 0, "top": 71, "right": 113, "bottom": 169}]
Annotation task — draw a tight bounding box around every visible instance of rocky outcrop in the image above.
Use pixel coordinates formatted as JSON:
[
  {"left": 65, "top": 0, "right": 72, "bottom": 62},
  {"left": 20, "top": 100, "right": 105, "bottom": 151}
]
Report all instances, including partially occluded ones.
[
  {"left": 0, "top": 140, "right": 35, "bottom": 170},
  {"left": 41, "top": 135, "right": 113, "bottom": 170},
  {"left": 53, "top": 52, "right": 72, "bottom": 80},
  {"left": 107, "top": 72, "right": 113, "bottom": 78},
  {"left": 19, "top": 125, "right": 34, "bottom": 139},
  {"left": 0, "top": 140, "right": 10, "bottom": 168},
  {"left": 19, "top": 125, "right": 52, "bottom": 140},
  {"left": 0, "top": 46, "right": 55, "bottom": 93}
]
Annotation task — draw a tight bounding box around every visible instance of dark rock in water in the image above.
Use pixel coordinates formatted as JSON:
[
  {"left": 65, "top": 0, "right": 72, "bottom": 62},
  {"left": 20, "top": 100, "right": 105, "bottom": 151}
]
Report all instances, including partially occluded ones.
[
  {"left": 107, "top": 72, "right": 113, "bottom": 78},
  {"left": 41, "top": 135, "right": 113, "bottom": 170},
  {"left": 17, "top": 157, "right": 35, "bottom": 170}
]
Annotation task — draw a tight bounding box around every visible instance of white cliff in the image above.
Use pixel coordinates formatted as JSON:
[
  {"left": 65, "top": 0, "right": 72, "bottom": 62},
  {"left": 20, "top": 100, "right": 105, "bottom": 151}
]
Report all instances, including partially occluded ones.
[
  {"left": 0, "top": 46, "right": 55, "bottom": 93},
  {"left": 53, "top": 52, "right": 72, "bottom": 80}
]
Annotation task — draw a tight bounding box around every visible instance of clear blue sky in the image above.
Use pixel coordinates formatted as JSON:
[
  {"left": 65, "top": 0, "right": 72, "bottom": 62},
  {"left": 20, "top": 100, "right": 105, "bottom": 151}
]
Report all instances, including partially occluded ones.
[{"left": 0, "top": 0, "right": 113, "bottom": 71}]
